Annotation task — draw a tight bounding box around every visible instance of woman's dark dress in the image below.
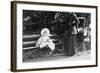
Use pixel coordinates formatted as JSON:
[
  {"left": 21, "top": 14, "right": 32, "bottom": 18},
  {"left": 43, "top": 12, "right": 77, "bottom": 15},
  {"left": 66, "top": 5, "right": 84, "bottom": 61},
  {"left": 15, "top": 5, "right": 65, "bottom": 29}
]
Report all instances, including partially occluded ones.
[
  {"left": 64, "top": 13, "right": 79, "bottom": 56},
  {"left": 64, "top": 28, "right": 75, "bottom": 56},
  {"left": 32, "top": 46, "right": 52, "bottom": 58}
]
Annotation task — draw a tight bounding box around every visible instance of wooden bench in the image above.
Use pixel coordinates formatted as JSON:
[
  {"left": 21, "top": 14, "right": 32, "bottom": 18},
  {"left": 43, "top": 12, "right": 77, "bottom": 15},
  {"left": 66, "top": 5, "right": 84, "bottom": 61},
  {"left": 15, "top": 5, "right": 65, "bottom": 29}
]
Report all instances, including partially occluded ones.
[{"left": 23, "top": 33, "right": 63, "bottom": 61}]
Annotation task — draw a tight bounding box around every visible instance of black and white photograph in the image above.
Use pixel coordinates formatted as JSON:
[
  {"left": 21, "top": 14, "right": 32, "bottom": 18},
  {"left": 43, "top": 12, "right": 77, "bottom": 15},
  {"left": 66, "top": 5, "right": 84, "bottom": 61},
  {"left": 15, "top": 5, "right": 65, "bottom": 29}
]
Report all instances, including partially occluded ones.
[
  {"left": 23, "top": 10, "right": 91, "bottom": 62},
  {"left": 11, "top": 1, "right": 97, "bottom": 72}
]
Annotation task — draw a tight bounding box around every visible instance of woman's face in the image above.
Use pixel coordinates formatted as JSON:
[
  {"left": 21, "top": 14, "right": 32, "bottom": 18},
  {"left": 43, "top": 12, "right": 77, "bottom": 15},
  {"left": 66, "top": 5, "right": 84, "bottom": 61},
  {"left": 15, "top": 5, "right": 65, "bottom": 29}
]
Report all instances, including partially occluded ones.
[{"left": 43, "top": 31, "right": 47, "bottom": 36}]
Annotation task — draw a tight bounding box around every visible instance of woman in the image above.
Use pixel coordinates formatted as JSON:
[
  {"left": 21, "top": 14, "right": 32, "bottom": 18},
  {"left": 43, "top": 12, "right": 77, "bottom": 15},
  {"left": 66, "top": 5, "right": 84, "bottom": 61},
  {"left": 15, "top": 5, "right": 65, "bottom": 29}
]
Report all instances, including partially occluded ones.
[
  {"left": 35, "top": 28, "right": 55, "bottom": 56},
  {"left": 64, "top": 13, "right": 80, "bottom": 56}
]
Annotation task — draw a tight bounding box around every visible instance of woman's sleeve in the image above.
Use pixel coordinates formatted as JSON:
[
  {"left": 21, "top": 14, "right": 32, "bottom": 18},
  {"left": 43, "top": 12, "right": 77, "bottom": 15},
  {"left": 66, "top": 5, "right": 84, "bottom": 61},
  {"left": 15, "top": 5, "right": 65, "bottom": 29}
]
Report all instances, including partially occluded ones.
[
  {"left": 36, "top": 37, "right": 42, "bottom": 47},
  {"left": 48, "top": 38, "right": 55, "bottom": 50}
]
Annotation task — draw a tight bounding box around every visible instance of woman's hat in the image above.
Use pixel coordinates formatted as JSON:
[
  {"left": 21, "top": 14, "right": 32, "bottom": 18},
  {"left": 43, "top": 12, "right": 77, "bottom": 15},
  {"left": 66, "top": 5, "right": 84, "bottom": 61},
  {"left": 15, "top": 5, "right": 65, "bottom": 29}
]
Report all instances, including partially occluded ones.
[{"left": 41, "top": 28, "right": 50, "bottom": 36}]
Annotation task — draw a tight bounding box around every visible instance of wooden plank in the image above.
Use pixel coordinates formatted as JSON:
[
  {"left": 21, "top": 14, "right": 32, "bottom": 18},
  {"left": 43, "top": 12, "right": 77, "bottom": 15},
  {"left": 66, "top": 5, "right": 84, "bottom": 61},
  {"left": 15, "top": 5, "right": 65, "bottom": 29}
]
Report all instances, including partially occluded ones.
[
  {"left": 23, "top": 34, "right": 57, "bottom": 38},
  {"left": 23, "top": 46, "right": 38, "bottom": 50},
  {"left": 23, "top": 41, "right": 36, "bottom": 44}
]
